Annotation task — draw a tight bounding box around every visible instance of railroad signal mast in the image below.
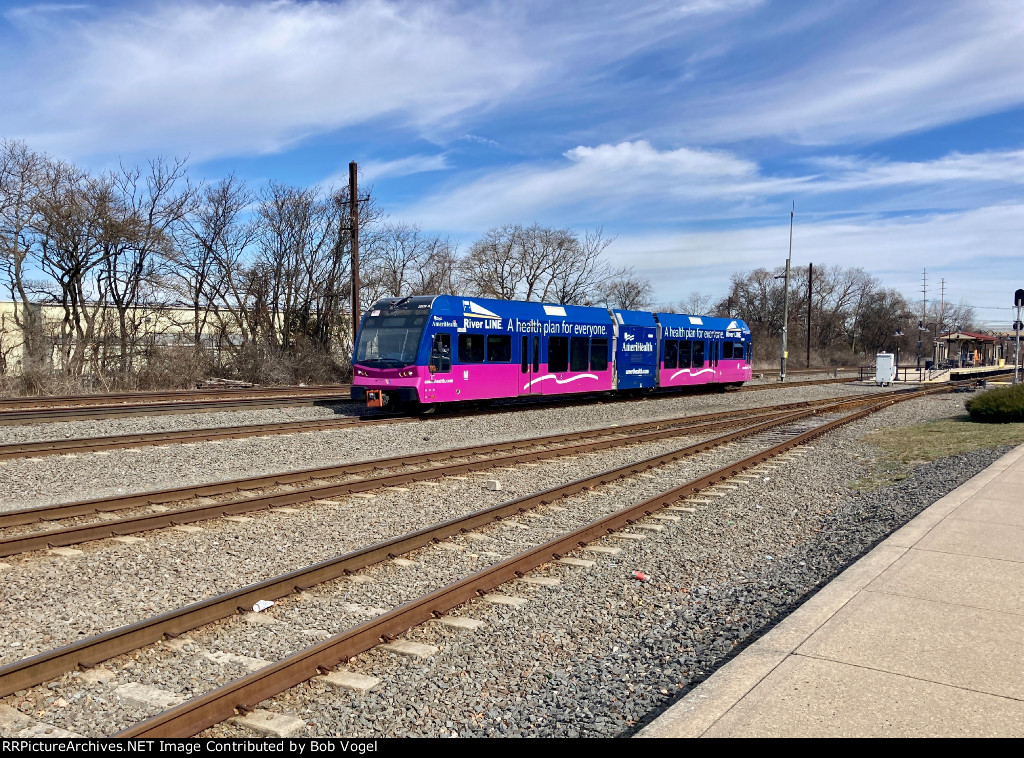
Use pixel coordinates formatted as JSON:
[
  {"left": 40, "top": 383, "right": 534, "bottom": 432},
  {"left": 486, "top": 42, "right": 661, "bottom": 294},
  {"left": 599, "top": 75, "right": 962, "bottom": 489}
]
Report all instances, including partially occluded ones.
[{"left": 1014, "top": 288, "right": 1024, "bottom": 384}]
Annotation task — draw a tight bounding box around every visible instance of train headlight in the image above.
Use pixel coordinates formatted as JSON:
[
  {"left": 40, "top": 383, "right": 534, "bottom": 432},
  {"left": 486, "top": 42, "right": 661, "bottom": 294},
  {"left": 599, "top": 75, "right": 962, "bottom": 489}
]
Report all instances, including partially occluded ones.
[{"left": 399, "top": 369, "right": 415, "bottom": 377}]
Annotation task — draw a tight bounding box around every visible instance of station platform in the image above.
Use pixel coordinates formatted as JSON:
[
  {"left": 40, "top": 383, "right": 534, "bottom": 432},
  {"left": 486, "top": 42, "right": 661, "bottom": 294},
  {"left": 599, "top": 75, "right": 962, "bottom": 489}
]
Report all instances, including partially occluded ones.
[{"left": 637, "top": 443, "right": 1024, "bottom": 738}]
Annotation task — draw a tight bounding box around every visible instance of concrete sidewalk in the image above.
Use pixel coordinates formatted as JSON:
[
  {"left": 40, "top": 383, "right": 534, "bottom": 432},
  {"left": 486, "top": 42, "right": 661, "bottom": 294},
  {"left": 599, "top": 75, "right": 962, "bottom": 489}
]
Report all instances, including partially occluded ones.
[{"left": 637, "top": 443, "right": 1024, "bottom": 738}]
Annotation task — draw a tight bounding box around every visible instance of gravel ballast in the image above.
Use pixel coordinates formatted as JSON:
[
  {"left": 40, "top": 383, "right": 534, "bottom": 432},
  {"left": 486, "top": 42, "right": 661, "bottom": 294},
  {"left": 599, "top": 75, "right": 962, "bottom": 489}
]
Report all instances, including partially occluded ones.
[
  {"left": 0, "top": 388, "right": 1009, "bottom": 737},
  {"left": 0, "top": 383, "right": 890, "bottom": 510}
]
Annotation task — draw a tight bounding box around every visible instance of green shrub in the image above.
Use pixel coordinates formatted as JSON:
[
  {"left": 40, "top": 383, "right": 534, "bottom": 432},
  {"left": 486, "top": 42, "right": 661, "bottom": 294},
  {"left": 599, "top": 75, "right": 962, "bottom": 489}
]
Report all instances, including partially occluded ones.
[{"left": 965, "top": 383, "right": 1024, "bottom": 422}]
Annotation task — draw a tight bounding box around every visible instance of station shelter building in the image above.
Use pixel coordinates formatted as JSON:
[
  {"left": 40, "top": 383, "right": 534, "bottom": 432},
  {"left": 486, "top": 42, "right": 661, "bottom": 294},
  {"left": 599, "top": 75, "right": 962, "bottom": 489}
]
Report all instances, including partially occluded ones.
[{"left": 935, "top": 331, "right": 999, "bottom": 368}]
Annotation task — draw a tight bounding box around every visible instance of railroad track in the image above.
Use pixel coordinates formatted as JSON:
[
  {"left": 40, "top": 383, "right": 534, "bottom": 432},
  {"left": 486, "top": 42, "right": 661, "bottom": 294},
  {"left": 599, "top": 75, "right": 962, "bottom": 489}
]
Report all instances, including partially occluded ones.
[
  {"left": 0, "top": 393, "right": 354, "bottom": 426},
  {"left": 0, "top": 375, "right": 858, "bottom": 449},
  {"left": 0, "top": 376, "right": 856, "bottom": 427},
  {"left": 0, "top": 386, "right": 945, "bottom": 738},
  {"left": 0, "top": 393, "right": 889, "bottom": 555},
  {"left": 0, "top": 385, "right": 351, "bottom": 411}
]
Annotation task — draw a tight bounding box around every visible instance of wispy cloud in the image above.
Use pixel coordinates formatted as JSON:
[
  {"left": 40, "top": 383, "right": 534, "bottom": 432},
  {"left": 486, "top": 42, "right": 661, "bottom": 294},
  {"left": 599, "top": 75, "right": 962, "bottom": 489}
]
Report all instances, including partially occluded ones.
[
  {"left": 359, "top": 154, "right": 449, "bottom": 182},
  {"left": 400, "top": 141, "right": 1024, "bottom": 231},
  {"left": 0, "top": 0, "right": 544, "bottom": 158},
  {"left": 673, "top": 2, "right": 1024, "bottom": 144}
]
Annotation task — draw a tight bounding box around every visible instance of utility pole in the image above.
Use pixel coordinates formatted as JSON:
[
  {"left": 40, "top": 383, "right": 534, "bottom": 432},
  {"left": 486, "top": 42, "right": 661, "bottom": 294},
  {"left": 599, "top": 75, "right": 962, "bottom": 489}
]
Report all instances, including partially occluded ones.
[
  {"left": 917, "top": 268, "right": 927, "bottom": 374},
  {"left": 780, "top": 203, "right": 793, "bottom": 382},
  {"left": 806, "top": 262, "right": 813, "bottom": 368},
  {"left": 349, "top": 161, "right": 360, "bottom": 348},
  {"left": 938, "top": 277, "right": 946, "bottom": 366}
]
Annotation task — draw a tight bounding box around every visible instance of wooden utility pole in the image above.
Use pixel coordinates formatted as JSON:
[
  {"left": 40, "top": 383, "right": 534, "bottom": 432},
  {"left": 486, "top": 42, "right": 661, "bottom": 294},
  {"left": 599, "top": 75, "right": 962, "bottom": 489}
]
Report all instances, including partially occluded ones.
[
  {"left": 807, "top": 262, "right": 812, "bottom": 368},
  {"left": 349, "top": 162, "right": 360, "bottom": 347}
]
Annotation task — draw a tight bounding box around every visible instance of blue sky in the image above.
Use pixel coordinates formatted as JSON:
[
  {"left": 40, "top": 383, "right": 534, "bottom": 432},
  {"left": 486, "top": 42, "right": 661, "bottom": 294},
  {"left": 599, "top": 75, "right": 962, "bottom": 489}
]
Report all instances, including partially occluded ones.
[{"left": 2, "top": 0, "right": 1023, "bottom": 327}]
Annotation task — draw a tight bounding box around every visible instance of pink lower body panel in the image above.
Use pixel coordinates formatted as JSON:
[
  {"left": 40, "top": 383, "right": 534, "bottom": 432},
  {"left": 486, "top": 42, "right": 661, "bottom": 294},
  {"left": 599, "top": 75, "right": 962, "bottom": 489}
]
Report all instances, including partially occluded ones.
[{"left": 659, "top": 361, "right": 752, "bottom": 388}]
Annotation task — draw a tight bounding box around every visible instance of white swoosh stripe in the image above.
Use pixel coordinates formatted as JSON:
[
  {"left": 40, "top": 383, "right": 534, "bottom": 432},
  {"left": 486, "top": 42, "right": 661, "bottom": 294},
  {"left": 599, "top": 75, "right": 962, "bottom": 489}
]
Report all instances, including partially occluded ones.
[
  {"left": 523, "top": 373, "right": 599, "bottom": 390},
  {"left": 669, "top": 368, "right": 715, "bottom": 380}
]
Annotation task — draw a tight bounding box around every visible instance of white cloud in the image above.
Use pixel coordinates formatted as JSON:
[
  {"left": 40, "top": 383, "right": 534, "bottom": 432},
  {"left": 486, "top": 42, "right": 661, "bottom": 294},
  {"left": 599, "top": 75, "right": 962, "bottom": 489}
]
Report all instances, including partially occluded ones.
[
  {"left": 677, "top": 2, "right": 1024, "bottom": 144},
  {"left": 359, "top": 154, "right": 449, "bottom": 182},
  {"left": 810, "top": 150, "right": 1024, "bottom": 191},
  {"left": 402, "top": 140, "right": 805, "bottom": 230},
  {"left": 1, "top": 1, "right": 543, "bottom": 158},
  {"left": 400, "top": 141, "right": 1024, "bottom": 231}
]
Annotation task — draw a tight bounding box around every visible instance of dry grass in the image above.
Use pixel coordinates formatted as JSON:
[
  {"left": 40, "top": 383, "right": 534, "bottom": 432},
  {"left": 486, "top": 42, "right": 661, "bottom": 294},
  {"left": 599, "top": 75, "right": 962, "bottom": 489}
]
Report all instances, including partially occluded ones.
[{"left": 849, "top": 415, "right": 1024, "bottom": 491}]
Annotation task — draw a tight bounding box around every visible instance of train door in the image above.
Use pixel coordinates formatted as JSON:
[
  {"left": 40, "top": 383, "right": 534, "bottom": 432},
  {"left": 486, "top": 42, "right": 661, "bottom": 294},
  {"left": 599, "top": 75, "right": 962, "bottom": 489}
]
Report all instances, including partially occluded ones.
[
  {"left": 519, "top": 335, "right": 541, "bottom": 394},
  {"left": 429, "top": 333, "right": 452, "bottom": 374}
]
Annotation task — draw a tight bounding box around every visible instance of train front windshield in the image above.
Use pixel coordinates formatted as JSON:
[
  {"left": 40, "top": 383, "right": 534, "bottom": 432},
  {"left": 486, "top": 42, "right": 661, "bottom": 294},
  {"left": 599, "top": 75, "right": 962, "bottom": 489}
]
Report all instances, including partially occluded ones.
[{"left": 354, "top": 312, "right": 427, "bottom": 368}]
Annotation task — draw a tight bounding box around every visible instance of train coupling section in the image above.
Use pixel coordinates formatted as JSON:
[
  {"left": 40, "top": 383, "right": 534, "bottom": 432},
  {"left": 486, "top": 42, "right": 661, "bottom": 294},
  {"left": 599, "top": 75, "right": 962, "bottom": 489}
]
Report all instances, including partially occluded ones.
[{"left": 366, "top": 389, "right": 385, "bottom": 408}]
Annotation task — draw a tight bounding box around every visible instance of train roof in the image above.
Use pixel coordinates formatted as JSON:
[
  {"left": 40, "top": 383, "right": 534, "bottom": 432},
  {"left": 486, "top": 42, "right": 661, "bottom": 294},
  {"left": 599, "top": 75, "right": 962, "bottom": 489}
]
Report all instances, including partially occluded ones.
[
  {"left": 612, "top": 309, "right": 657, "bottom": 327},
  {"left": 430, "top": 295, "right": 614, "bottom": 323},
  {"left": 655, "top": 312, "right": 751, "bottom": 335}
]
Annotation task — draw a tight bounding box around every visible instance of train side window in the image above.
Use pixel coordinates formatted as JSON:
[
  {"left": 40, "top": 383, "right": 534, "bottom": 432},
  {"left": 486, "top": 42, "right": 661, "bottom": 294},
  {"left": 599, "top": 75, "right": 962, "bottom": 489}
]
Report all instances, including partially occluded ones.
[
  {"left": 570, "top": 337, "right": 589, "bottom": 371},
  {"left": 722, "top": 342, "right": 733, "bottom": 360},
  {"left": 532, "top": 336, "right": 540, "bottom": 372},
  {"left": 679, "top": 339, "right": 692, "bottom": 368},
  {"left": 430, "top": 333, "right": 451, "bottom": 373},
  {"left": 664, "top": 339, "right": 678, "bottom": 369},
  {"left": 693, "top": 340, "right": 705, "bottom": 368},
  {"left": 548, "top": 336, "right": 569, "bottom": 372},
  {"left": 520, "top": 336, "right": 529, "bottom": 373},
  {"left": 745, "top": 342, "right": 751, "bottom": 363},
  {"left": 590, "top": 338, "right": 609, "bottom": 371},
  {"left": 458, "top": 333, "right": 485, "bottom": 363},
  {"left": 487, "top": 334, "right": 512, "bottom": 362}
]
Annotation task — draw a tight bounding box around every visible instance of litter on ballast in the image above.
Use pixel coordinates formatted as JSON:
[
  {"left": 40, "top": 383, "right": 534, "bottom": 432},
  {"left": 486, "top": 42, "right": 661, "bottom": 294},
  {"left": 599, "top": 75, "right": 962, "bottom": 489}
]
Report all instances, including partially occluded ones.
[
  {"left": 631, "top": 571, "right": 650, "bottom": 582},
  {"left": 252, "top": 600, "right": 275, "bottom": 613}
]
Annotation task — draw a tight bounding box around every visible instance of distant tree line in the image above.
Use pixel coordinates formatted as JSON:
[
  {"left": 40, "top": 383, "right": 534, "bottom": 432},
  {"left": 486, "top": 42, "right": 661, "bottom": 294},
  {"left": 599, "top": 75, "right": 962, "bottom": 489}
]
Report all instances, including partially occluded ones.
[
  {"left": 675, "top": 265, "right": 976, "bottom": 368},
  {"left": 0, "top": 137, "right": 979, "bottom": 392}
]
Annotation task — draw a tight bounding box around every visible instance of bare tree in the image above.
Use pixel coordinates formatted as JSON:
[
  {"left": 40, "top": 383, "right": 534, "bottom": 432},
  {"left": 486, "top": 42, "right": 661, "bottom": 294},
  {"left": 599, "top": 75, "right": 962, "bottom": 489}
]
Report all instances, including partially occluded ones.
[
  {"left": 464, "top": 224, "right": 616, "bottom": 304},
  {"left": 104, "top": 156, "right": 193, "bottom": 374},
  {"left": 596, "top": 268, "right": 653, "bottom": 309},
  {"left": 0, "top": 139, "right": 47, "bottom": 374},
  {"left": 33, "top": 160, "right": 117, "bottom": 377},
  {"left": 677, "top": 290, "right": 714, "bottom": 315},
  {"left": 173, "top": 174, "right": 256, "bottom": 350}
]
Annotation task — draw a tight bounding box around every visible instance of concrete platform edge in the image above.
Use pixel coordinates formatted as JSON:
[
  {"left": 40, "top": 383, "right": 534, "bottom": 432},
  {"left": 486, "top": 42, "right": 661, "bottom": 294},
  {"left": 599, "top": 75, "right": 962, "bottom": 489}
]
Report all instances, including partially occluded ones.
[{"left": 634, "top": 442, "right": 1024, "bottom": 739}]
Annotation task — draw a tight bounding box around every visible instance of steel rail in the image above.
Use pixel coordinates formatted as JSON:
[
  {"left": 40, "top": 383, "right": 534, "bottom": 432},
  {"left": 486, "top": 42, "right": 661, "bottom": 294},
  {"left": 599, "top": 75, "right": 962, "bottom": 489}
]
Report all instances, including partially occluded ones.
[
  {"left": 0, "top": 392, "right": 879, "bottom": 530},
  {"left": 0, "top": 415, "right": 405, "bottom": 462},
  {"left": 0, "top": 394, "right": 353, "bottom": 426},
  {"left": 0, "top": 385, "right": 350, "bottom": 411},
  {"left": 0, "top": 379, "right": 863, "bottom": 460},
  {"left": 0, "top": 376, "right": 857, "bottom": 426},
  {"left": 0, "top": 405, "right": 825, "bottom": 699},
  {"left": 116, "top": 387, "right": 942, "bottom": 738},
  {"left": 0, "top": 405, "right": 833, "bottom": 558}
]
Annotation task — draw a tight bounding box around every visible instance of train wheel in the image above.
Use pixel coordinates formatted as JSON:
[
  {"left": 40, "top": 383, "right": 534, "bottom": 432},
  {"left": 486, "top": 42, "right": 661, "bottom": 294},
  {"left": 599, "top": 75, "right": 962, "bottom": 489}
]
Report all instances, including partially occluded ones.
[{"left": 418, "top": 403, "right": 438, "bottom": 415}]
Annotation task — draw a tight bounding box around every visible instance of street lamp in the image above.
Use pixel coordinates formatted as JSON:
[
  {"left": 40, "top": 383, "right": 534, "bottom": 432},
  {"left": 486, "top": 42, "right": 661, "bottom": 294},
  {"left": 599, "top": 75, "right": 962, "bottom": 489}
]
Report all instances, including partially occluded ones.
[{"left": 893, "top": 329, "right": 904, "bottom": 378}]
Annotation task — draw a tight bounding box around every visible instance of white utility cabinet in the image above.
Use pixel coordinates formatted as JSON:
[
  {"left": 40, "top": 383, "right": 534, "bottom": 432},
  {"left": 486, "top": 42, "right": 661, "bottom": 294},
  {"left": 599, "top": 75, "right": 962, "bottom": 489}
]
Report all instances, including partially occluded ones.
[{"left": 875, "top": 352, "right": 896, "bottom": 386}]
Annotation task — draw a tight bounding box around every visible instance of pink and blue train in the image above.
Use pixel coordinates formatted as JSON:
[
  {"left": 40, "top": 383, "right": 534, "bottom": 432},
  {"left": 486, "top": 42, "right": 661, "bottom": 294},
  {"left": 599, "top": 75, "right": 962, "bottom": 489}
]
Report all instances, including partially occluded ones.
[{"left": 350, "top": 295, "right": 752, "bottom": 410}]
